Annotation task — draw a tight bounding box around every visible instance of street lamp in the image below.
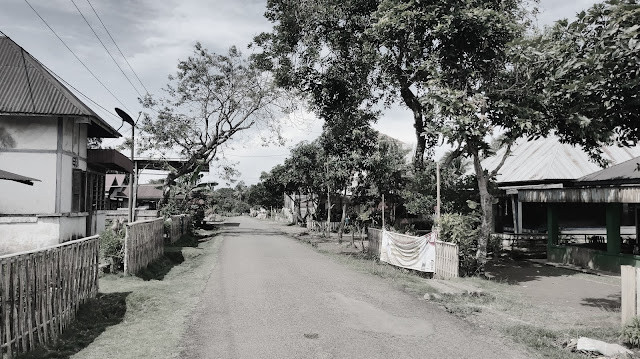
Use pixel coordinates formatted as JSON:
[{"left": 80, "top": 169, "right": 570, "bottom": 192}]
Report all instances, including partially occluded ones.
[{"left": 115, "top": 108, "right": 136, "bottom": 223}]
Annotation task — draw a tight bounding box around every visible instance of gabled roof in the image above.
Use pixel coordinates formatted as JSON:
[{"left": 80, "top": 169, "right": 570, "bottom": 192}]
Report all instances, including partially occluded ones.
[
  {"left": 105, "top": 173, "right": 127, "bottom": 190},
  {"left": 0, "top": 35, "right": 120, "bottom": 138},
  {"left": 482, "top": 135, "right": 640, "bottom": 185},
  {"left": 576, "top": 156, "right": 640, "bottom": 186}
]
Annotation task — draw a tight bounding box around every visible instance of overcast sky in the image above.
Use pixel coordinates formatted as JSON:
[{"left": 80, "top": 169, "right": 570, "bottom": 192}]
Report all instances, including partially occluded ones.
[{"left": 0, "top": 0, "right": 601, "bottom": 186}]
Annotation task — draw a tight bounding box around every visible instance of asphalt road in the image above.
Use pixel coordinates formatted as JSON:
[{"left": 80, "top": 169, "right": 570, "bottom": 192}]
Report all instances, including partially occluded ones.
[{"left": 180, "top": 217, "right": 529, "bottom": 359}]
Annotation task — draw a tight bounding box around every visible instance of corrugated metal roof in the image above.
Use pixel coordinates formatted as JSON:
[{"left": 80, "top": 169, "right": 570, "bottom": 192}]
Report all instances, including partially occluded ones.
[
  {"left": 482, "top": 135, "right": 640, "bottom": 184},
  {"left": 577, "top": 156, "right": 640, "bottom": 184},
  {"left": 123, "top": 184, "right": 163, "bottom": 200},
  {"left": 0, "top": 36, "right": 120, "bottom": 138}
]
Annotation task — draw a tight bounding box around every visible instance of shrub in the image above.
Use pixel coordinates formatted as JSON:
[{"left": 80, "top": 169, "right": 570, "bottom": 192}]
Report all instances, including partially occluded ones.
[
  {"left": 437, "top": 211, "right": 480, "bottom": 276},
  {"left": 622, "top": 316, "right": 640, "bottom": 347},
  {"left": 100, "top": 229, "right": 124, "bottom": 272}
]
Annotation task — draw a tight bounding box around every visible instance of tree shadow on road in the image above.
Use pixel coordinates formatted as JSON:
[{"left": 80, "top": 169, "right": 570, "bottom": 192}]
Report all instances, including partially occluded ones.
[
  {"left": 484, "top": 257, "right": 584, "bottom": 285},
  {"left": 581, "top": 294, "right": 621, "bottom": 312},
  {"left": 17, "top": 292, "right": 130, "bottom": 359}
]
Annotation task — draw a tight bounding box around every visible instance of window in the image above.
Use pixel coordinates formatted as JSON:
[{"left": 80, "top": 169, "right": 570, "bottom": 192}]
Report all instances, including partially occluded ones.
[{"left": 71, "top": 169, "right": 86, "bottom": 212}]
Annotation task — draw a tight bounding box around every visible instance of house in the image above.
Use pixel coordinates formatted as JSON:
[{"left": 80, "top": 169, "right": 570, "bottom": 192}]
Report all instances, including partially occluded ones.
[
  {"left": 485, "top": 135, "right": 640, "bottom": 235},
  {"left": 105, "top": 173, "right": 128, "bottom": 209},
  {"left": 0, "top": 35, "right": 131, "bottom": 254},
  {"left": 520, "top": 156, "right": 640, "bottom": 273}
]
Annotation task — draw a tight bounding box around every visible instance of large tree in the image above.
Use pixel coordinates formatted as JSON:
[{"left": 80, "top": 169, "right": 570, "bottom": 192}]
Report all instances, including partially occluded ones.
[
  {"left": 505, "top": 0, "right": 640, "bottom": 161},
  {"left": 371, "top": 0, "right": 531, "bottom": 271},
  {"left": 139, "top": 43, "right": 284, "bottom": 206}
]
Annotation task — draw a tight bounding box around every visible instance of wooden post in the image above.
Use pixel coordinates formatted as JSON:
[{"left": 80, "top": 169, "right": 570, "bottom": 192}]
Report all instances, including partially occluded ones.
[
  {"left": 621, "top": 265, "right": 637, "bottom": 325},
  {"left": 382, "top": 194, "right": 385, "bottom": 230},
  {"left": 547, "top": 204, "right": 559, "bottom": 247},
  {"left": 607, "top": 203, "right": 622, "bottom": 254},
  {"left": 132, "top": 160, "right": 138, "bottom": 222}
]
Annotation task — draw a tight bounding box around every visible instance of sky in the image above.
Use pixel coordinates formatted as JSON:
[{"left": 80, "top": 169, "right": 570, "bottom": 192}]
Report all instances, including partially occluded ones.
[{"left": 0, "top": 0, "right": 601, "bottom": 186}]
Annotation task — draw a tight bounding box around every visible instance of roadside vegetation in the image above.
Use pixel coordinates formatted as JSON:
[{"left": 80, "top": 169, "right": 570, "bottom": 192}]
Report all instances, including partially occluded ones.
[{"left": 18, "top": 230, "right": 221, "bottom": 359}]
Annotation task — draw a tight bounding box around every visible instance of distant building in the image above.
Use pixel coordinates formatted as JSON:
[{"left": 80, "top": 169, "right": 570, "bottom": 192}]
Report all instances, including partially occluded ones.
[{"left": 0, "top": 35, "right": 131, "bottom": 254}]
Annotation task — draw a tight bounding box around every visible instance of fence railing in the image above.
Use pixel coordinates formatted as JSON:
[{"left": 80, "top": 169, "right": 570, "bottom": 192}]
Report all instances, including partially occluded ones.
[
  {"left": 307, "top": 221, "right": 342, "bottom": 232},
  {"left": 434, "top": 240, "right": 459, "bottom": 279},
  {"left": 124, "top": 218, "right": 164, "bottom": 275},
  {"left": 169, "top": 215, "right": 192, "bottom": 244},
  {"left": 0, "top": 235, "right": 99, "bottom": 357},
  {"left": 367, "top": 228, "right": 383, "bottom": 257},
  {"left": 367, "top": 228, "right": 459, "bottom": 278}
]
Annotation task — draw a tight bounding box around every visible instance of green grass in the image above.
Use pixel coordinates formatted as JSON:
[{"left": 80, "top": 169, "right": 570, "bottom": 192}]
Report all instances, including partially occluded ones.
[
  {"left": 17, "top": 292, "right": 129, "bottom": 359},
  {"left": 19, "top": 230, "right": 222, "bottom": 359}
]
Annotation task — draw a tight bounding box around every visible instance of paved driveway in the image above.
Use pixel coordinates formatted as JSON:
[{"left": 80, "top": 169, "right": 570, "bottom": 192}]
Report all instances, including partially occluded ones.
[{"left": 180, "top": 217, "right": 529, "bottom": 359}]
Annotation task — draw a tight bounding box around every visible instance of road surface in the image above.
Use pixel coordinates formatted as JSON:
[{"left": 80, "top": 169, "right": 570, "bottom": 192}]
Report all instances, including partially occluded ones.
[{"left": 180, "top": 217, "right": 528, "bottom": 359}]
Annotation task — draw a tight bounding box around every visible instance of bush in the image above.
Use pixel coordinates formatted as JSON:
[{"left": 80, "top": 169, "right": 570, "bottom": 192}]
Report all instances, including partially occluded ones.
[
  {"left": 622, "top": 316, "right": 640, "bottom": 347},
  {"left": 99, "top": 229, "right": 124, "bottom": 272},
  {"left": 437, "top": 212, "right": 480, "bottom": 276}
]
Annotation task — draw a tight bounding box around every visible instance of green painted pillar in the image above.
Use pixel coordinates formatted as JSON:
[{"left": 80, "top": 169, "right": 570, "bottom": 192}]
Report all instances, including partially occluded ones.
[
  {"left": 547, "top": 204, "right": 559, "bottom": 247},
  {"left": 606, "top": 203, "right": 622, "bottom": 254}
]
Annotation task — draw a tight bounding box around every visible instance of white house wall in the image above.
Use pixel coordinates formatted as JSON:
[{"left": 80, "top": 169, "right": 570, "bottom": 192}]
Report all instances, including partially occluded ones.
[
  {"left": 0, "top": 117, "right": 88, "bottom": 215},
  {"left": 0, "top": 217, "right": 60, "bottom": 253},
  {"left": 0, "top": 152, "right": 57, "bottom": 213},
  {"left": 0, "top": 117, "right": 58, "bottom": 214}
]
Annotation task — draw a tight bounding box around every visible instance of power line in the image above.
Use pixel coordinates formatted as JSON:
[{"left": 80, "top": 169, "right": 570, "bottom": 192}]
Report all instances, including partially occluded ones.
[
  {"left": 23, "top": 0, "right": 133, "bottom": 113},
  {"left": 225, "top": 154, "right": 289, "bottom": 158},
  {"left": 85, "top": 0, "right": 150, "bottom": 94},
  {"left": 69, "top": 0, "right": 143, "bottom": 99}
]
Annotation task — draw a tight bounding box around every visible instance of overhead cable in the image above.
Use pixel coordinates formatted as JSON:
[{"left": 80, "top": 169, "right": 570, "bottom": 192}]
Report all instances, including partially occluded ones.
[
  {"left": 69, "top": 0, "right": 144, "bottom": 99},
  {"left": 85, "top": 0, "right": 150, "bottom": 94},
  {"left": 23, "top": 0, "right": 133, "bottom": 113}
]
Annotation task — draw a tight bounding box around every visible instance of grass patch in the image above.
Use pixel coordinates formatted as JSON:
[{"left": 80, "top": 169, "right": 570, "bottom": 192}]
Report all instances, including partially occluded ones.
[
  {"left": 17, "top": 292, "right": 129, "bottom": 359},
  {"left": 21, "top": 229, "right": 222, "bottom": 359},
  {"left": 171, "top": 232, "right": 202, "bottom": 247},
  {"left": 315, "top": 246, "right": 437, "bottom": 297},
  {"left": 504, "top": 325, "right": 572, "bottom": 359},
  {"left": 135, "top": 251, "right": 185, "bottom": 281}
]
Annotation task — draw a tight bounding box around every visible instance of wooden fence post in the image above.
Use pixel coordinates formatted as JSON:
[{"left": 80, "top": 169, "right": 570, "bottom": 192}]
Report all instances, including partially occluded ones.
[{"left": 621, "top": 265, "right": 637, "bottom": 325}]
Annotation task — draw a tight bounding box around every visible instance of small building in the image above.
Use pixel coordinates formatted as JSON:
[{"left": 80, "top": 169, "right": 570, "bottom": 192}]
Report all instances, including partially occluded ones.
[
  {"left": 105, "top": 173, "right": 128, "bottom": 209},
  {"left": 484, "top": 135, "right": 640, "bottom": 235},
  {"left": 0, "top": 35, "right": 131, "bottom": 254},
  {"left": 520, "top": 156, "right": 640, "bottom": 273}
]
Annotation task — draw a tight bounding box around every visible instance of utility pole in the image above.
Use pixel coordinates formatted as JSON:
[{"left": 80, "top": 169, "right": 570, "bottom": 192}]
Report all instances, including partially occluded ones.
[
  {"left": 115, "top": 108, "right": 136, "bottom": 223},
  {"left": 436, "top": 162, "right": 441, "bottom": 225}
]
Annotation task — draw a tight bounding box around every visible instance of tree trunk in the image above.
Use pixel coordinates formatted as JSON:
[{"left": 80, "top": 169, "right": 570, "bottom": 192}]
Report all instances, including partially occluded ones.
[
  {"left": 472, "top": 150, "right": 493, "bottom": 274},
  {"left": 295, "top": 192, "right": 303, "bottom": 225},
  {"left": 326, "top": 185, "right": 331, "bottom": 238},
  {"left": 400, "top": 86, "right": 426, "bottom": 168},
  {"left": 338, "top": 188, "right": 346, "bottom": 243}
]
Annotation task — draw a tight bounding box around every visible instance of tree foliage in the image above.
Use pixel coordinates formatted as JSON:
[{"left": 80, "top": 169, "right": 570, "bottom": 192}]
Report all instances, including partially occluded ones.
[
  {"left": 139, "top": 43, "right": 284, "bottom": 206},
  {"left": 507, "top": 0, "right": 640, "bottom": 161}
]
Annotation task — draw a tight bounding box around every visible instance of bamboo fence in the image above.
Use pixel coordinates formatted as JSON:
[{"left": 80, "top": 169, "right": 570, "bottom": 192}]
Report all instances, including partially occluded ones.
[
  {"left": 367, "top": 228, "right": 383, "bottom": 257},
  {"left": 435, "top": 240, "right": 460, "bottom": 279},
  {"left": 169, "top": 215, "right": 192, "bottom": 244},
  {"left": 124, "top": 218, "right": 164, "bottom": 275},
  {"left": 0, "top": 235, "right": 99, "bottom": 357},
  {"left": 306, "top": 221, "right": 342, "bottom": 232}
]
